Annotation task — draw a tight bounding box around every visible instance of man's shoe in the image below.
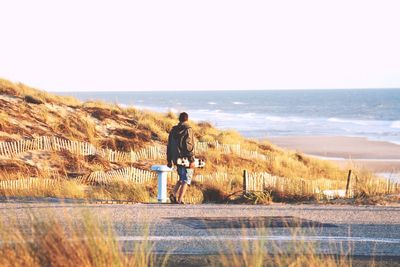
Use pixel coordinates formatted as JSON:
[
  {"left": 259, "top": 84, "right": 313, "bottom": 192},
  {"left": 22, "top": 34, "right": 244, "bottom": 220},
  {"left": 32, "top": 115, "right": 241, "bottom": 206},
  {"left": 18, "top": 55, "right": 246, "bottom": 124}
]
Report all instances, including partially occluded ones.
[{"left": 169, "top": 194, "right": 177, "bottom": 204}]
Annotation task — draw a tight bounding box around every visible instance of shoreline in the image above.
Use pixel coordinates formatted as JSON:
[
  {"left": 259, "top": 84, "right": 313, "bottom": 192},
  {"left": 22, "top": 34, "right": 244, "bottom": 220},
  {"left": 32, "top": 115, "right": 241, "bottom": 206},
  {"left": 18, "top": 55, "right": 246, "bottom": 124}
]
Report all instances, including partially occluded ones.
[{"left": 267, "top": 136, "right": 400, "bottom": 173}]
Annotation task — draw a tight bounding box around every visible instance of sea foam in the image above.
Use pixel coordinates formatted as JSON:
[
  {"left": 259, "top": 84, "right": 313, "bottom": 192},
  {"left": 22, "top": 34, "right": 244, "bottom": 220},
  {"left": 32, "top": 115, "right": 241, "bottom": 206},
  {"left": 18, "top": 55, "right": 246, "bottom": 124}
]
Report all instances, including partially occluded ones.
[
  {"left": 390, "top": 121, "right": 400, "bottom": 129},
  {"left": 327, "top": 117, "right": 368, "bottom": 126}
]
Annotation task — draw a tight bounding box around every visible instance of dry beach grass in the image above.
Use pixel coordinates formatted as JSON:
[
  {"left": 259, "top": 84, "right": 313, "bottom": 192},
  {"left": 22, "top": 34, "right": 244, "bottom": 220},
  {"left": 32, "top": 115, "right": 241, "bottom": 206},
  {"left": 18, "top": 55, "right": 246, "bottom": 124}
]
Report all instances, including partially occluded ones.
[
  {"left": 0, "top": 78, "right": 398, "bottom": 203},
  {"left": 0, "top": 210, "right": 356, "bottom": 267},
  {"left": 0, "top": 212, "right": 164, "bottom": 267}
]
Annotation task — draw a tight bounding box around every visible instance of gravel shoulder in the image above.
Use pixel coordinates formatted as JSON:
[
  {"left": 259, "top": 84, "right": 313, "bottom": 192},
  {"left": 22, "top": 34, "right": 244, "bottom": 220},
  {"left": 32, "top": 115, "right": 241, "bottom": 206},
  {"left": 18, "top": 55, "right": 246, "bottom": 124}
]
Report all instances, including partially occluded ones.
[{"left": 1, "top": 201, "right": 400, "bottom": 224}]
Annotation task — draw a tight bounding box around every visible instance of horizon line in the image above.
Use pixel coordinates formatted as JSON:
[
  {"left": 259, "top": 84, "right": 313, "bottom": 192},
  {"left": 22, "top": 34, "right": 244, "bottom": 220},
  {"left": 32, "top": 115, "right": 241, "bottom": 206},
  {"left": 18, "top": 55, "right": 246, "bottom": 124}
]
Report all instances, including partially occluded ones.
[{"left": 53, "top": 87, "right": 400, "bottom": 93}]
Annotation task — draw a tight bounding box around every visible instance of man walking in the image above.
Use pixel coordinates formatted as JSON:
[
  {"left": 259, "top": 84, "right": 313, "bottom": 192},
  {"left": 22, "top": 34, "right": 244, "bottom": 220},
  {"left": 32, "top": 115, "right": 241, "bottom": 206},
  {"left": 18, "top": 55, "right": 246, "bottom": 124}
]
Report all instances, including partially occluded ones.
[{"left": 167, "top": 112, "right": 195, "bottom": 204}]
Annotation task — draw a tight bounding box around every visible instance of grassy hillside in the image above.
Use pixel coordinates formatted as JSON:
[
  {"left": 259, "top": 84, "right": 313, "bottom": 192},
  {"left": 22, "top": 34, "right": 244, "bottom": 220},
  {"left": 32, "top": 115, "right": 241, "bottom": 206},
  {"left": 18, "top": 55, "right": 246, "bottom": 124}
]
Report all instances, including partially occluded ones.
[{"left": 1, "top": 78, "right": 386, "bottom": 203}]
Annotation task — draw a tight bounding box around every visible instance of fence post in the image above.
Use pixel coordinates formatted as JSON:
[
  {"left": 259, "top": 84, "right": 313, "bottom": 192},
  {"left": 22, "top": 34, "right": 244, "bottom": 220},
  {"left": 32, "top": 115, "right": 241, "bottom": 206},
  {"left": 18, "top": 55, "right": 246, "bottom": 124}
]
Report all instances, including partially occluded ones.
[
  {"left": 345, "top": 170, "right": 352, "bottom": 197},
  {"left": 243, "top": 170, "right": 248, "bottom": 194}
]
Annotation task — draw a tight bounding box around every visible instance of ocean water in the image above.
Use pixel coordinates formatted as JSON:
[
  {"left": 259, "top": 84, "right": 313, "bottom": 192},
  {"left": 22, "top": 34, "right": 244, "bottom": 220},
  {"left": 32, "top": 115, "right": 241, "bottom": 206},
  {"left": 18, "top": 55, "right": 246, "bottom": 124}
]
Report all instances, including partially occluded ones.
[{"left": 62, "top": 89, "right": 400, "bottom": 144}]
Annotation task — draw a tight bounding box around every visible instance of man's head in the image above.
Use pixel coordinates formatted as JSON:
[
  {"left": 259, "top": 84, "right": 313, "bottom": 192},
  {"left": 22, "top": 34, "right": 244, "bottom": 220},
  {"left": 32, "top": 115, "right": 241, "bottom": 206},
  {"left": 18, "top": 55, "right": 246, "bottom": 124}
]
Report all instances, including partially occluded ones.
[{"left": 179, "top": 112, "right": 189, "bottom": 123}]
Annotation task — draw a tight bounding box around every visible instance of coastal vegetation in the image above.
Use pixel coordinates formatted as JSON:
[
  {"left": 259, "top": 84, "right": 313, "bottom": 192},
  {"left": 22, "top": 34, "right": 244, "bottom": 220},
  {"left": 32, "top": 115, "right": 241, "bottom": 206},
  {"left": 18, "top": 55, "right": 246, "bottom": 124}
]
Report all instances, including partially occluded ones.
[
  {"left": 0, "top": 78, "right": 397, "bottom": 203},
  {"left": 0, "top": 211, "right": 352, "bottom": 267}
]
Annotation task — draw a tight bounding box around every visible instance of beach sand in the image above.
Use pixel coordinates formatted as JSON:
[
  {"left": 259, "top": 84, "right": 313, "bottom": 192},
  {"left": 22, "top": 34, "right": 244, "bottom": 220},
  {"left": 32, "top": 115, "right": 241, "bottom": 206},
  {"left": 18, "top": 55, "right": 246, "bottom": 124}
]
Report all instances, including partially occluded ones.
[{"left": 268, "top": 136, "right": 400, "bottom": 173}]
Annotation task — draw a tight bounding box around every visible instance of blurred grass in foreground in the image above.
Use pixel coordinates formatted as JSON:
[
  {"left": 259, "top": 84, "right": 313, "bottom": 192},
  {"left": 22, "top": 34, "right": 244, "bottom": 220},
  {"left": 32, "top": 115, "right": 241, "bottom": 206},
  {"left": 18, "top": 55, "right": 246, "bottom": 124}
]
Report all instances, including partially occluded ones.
[
  {"left": 0, "top": 210, "right": 361, "bottom": 267},
  {"left": 0, "top": 211, "right": 166, "bottom": 267}
]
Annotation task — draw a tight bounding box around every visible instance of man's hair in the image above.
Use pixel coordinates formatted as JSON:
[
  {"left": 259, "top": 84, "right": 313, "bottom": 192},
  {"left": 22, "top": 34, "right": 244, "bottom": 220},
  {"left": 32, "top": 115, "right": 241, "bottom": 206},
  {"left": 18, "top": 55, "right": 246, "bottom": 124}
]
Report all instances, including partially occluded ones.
[{"left": 179, "top": 112, "right": 189, "bottom": 122}]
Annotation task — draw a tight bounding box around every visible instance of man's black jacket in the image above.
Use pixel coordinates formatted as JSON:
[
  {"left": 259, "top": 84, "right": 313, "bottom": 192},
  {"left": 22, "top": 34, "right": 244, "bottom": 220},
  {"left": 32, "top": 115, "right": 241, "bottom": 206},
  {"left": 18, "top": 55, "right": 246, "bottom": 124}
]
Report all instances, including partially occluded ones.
[{"left": 167, "top": 122, "right": 195, "bottom": 164}]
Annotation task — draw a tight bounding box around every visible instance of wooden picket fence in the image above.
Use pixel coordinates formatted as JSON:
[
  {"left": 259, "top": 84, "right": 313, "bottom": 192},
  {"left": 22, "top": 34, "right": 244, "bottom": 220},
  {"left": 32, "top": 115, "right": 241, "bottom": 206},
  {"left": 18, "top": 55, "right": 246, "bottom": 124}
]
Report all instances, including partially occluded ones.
[
  {"left": 0, "top": 166, "right": 156, "bottom": 191},
  {"left": 243, "top": 171, "right": 347, "bottom": 196},
  {"left": 193, "top": 172, "right": 230, "bottom": 183},
  {"left": 0, "top": 136, "right": 270, "bottom": 163},
  {"left": 79, "top": 167, "right": 156, "bottom": 185},
  {"left": 0, "top": 136, "right": 165, "bottom": 163},
  {"left": 167, "top": 171, "right": 232, "bottom": 184},
  {"left": 195, "top": 141, "right": 268, "bottom": 161},
  {"left": 195, "top": 141, "right": 241, "bottom": 154},
  {"left": 95, "top": 146, "right": 165, "bottom": 163},
  {"left": 358, "top": 175, "right": 400, "bottom": 195},
  {"left": 243, "top": 171, "right": 400, "bottom": 199},
  {"left": 0, "top": 178, "right": 57, "bottom": 191}
]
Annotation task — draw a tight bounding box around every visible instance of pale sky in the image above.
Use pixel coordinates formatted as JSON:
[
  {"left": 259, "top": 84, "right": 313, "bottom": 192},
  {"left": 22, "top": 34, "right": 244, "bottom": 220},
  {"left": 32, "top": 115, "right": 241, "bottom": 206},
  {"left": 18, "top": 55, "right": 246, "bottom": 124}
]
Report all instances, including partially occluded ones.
[{"left": 1, "top": 0, "right": 400, "bottom": 92}]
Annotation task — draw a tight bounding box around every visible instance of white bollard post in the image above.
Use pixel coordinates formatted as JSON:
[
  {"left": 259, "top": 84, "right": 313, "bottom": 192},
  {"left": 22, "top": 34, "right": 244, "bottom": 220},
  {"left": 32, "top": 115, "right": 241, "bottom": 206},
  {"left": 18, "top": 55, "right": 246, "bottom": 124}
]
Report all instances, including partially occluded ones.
[{"left": 151, "top": 165, "right": 173, "bottom": 203}]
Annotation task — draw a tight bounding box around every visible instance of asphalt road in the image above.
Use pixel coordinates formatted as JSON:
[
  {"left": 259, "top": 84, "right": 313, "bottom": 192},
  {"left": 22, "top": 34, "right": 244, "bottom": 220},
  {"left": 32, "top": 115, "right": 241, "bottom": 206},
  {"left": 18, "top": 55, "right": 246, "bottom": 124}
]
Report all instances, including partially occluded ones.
[{"left": 1, "top": 200, "right": 400, "bottom": 264}]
